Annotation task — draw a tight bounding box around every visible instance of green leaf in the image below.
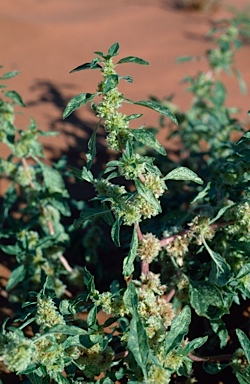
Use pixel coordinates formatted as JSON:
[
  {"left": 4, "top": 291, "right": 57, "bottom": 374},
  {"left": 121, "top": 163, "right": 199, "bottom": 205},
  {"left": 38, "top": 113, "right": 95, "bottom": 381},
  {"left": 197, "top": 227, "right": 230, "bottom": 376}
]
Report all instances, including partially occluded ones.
[
  {"left": 189, "top": 281, "right": 231, "bottom": 320},
  {"left": 4, "top": 90, "right": 25, "bottom": 106},
  {"left": 117, "top": 56, "right": 150, "bottom": 65},
  {"left": 6, "top": 264, "right": 26, "bottom": 290},
  {"left": 123, "top": 226, "right": 139, "bottom": 276},
  {"left": 176, "top": 56, "right": 194, "bottom": 63},
  {"left": 103, "top": 74, "right": 119, "bottom": 93},
  {"left": 236, "top": 329, "right": 250, "bottom": 363},
  {"left": 41, "top": 164, "right": 67, "bottom": 194},
  {"left": 132, "top": 128, "right": 166, "bottom": 156},
  {"left": 123, "top": 282, "right": 138, "bottom": 312},
  {"left": 203, "top": 361, "right": 229, "bottom": 374},
  {"left": 213, "top": 81, "right": 226, "bottom": 106},
  {"left": 164, "top": 306, "right": 191, "bottom": 357},
  {"left": 45, "top": 324, "right": 87, "bottom": 336},
  {"left": 81, "top": 166, "right": 94, "bottom": 183},
  {"left": 236, "top": 263, "right": 250, "bottom": 279},
  {"left": 134, "top": 178, "right": 161, "bottom": 213},
  {"left": 235, "top": 370, "right": 250, "bottom": 384},
  {"left": 63, "top": 93, "right": 95, "bottom": 119},
  {"left": 26, "top": 372, "right": 50, "bottom": 384},
  {"left": 131, "top": 99, "right": 178, "bottom": 124},
  {"left": 86, "top": 121, "right": 100, "bottom": 170},
  {"left": 202, "top": 236, "right": 231, "bottom": 286},
  {"left": 128, "top": 308, "right": 150, "bottom": 379},
  {"left": 181, "top": 336, "right": 208, "bottom": 355},
  {"left": 108, "top": 42, "right": 120, "bottom": 57},
  {"left": 210, "top": 319, "right": 228, "bottom": 348},
  {"left": 69, "top": 60, "right": 102, "bottom": 73},
  {"left": 83, "top": 268, "right": 96, "bottom": 297},
  {"left": 87, "top": 306, "right": 97, "bottom": 328},
  {"left": 120, "top": 75, "right": 133, "bottom": 83},
  {"left": 126, "top": 114, "right": 143, "bottom": 121},
  {"left": 209, "top": 202, "right": 235, "bottom": 225},
  {"left": 0, "top": 243, "right": 22, "bottom": 256},
  {"left": 111, "top": 217, "right": 122, "bottom": 247},
  {"left": 164, "top": 167, "right": 203, "bottom": 185},
  {"left": 74, "top": 207, "right": 111, "bottom": 227},
  {"left": 0, "top": 70, "right": 20, "bottom": 80}
]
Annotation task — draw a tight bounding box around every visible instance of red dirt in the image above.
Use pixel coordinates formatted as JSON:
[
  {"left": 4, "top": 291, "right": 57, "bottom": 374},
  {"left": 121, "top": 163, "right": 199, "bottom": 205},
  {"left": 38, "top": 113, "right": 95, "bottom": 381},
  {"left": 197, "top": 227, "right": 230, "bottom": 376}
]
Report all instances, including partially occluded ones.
[{"left": 0, "top": 1, "right": 250, "bottom": 382}]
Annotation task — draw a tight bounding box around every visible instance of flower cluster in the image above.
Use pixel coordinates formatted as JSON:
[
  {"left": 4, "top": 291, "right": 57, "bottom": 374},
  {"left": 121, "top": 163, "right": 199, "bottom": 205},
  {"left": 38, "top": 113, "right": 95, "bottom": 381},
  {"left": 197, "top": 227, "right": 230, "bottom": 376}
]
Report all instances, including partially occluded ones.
[
  {"left": 0, "top": 331, "right": 34, "bottom": 373},
  {"left": 36, "top": 294, "right": 65, "bottom": 329},
  {"left": 134, "top": 272, "right": 175, "bottom": 340},
  {"left": 137, "top": 233, "right": 161, "bottom": 263}
]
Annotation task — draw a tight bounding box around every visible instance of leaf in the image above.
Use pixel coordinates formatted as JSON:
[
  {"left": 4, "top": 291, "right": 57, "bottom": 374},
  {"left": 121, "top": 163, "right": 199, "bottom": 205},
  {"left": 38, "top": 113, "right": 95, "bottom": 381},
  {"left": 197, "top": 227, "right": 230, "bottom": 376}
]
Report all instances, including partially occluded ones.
[
  {"left": 213, "top": 81, "right": 226, "bottom": 106},
  {"left": 164, "top": 167, "right": 203, "bottom": 185},
  {"left": 69, "top": 60, "right": 102, "bottom": 73},
  {"left": 41, "top": 164, "right": 67, "bottom": 194},
  {"left": 189, "top": 281, "right": 231, "bottom": 320},
  {"left": 74, "top": 207, "right": 111, "bottom": 227},
  {"left": 236, "top": 329, "right": 250, "bottom": 363},
  {"left": 235, "top": 370, "right": 250, "bottom": 384},
  {"left": 87, "top": 306, "right": 97, "bottom": 328},
  {"left": 26, "top": 372, "right": 50, "bottom": 384},
  {"left": 128, "top": 308, "right": 150, "bottom": 379},
  {"left": 4, "top": 90, "right": 25, "bottom": 106},
  {"left": 134, "top": 178, "right": 161, "bottom": 213},
  {"left": 132, "top": 128, "right": 166, "bottom": 156},
  {"left": 176, "top": 56, "right": 195, "bottom": 63},
  {"left": 203, "top": 361, "right": 229, "bottom": 375},
  {"left": 84, "top": 267, "right": 96, "bottom": 295},
  {"left": 120, "top": 75, "right": 133, "bottom": 83},
  {"left": 164, "top": 306, "right": 191, "bottom": 357},
  {"left": 123, "top": 282, "right": 138, "bottom": 312},
  {"left": 63, "top": 93, "right": 95, "bottom": 119},
  {"left": 45, "top": 324, "right": 87, "bottom": 336},
  {"left": 81, "top": 166, "right": 94, "bottom": 183},
  {"left": 210, "top": 319, "right": 228, "bottom": 348},
  {"left": 0, "top": 70, "right": 20, "bottom": 80},
  {"left": 86, "top": 122, "right": 100, "bottom": 170},
  {"left": 202, "top": 236, "right": 231, "bottom": 286},
  {"left": 117, "top": 56, "right": 150, "bottom": 65},
  {"left": 103, "top": 74, "right": 119, "bottom": 93},
  {"left": 0, "top": 243, "right": 22, "bottom": 255},
  {"left": 131, "top": 99, "right": 178, "bottom": 124},
  {"left": 126, "top": 114, "right": 143, "bottom": 121},
  {"left": 6, "top": 264, "right": 26, "bottom": 290},
  {"left": 123, "top": 227, "right": 139, "bottom": 276},
  {"left": 182, "top": 336, "right": 208, "bottom": 355},
  {"left": 108, "top": 42, "right": 120, "bottom": 57},
  {"left": 236, "top": 263, "right": 250, "bottom": 279},
  {"left": 111, "top": 217, "right": 122, "bottom": 247},
  {"left": 209, "top": 202, "right": 235, "bottom": 225}
]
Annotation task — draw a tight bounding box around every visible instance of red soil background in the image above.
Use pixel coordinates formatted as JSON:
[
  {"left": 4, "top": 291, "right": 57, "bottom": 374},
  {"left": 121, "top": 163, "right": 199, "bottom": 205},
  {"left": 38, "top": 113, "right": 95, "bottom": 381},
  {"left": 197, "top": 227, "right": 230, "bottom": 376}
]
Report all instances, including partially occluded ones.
[{"left": 0, "top": 1, "right": 250, "bottom": 383}]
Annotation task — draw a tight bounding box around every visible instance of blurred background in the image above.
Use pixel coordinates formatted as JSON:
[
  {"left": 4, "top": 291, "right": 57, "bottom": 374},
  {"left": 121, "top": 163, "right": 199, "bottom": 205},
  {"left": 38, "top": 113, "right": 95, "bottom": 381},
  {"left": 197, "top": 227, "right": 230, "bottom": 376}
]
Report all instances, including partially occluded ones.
[{"left": 1, "top": 0, "right": 249, "bottom": 160}]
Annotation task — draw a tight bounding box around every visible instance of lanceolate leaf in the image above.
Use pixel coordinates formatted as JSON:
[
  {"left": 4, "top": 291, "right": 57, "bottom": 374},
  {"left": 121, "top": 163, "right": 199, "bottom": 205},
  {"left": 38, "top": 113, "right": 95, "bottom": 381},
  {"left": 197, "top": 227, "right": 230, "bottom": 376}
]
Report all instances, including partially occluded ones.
[
  {"left": 236, "top": 329, "right": 250, "bottom": 363},
  {"left": 69, "top": 60, "right": 102, "bottom": 73},
  {"left": 4, "top": 90, "right": 25, "bottom": 106},
  {"left": 164, "top": 306, "right": 191, "bottom": 357},
  {"left": 103, "top": 74, "right": 119, "bottom": 93},
  {"left": 6, "top": 264, "right": 26, "bottom": 291},
  {"left": 164, "top": 167, "right": 203, "bottom": 185},
  {"left": 132, "top": 128, "right": 166, "bottom": 156},
  {"left": 202, "top": 236, "right": 231, "bottom": 286},
  {"left": 86, "top": 121, "right": 100, "bottom": 170},
  {"left": 134, "top": 178, "right": 161, "bottom": 213},
  {"left": 128, "top": 308, "right": 150, "bottom": 379},
  {"left": 181, "top": 336, "right": 208, "bottom": 355},
  {"left": 63, "top": 93, "right": 95, "bottom": 119},
  {"left": 123, "top": 226, "right": 139, "bottom": 276},
  {"left": 108, "top": 42, "right": 120, "bottom": 57},
  {"left": 130, "top": 100, "right": 178, "bottom": 125},
  {"left": 74, "top": 207, "right": 111, "bottom": 227},
  {"left": 111, "top": 216, "right": 122, "bottom": 247},
  {"left": 117, "top": 56, "right": 150, "bottom": 66}
]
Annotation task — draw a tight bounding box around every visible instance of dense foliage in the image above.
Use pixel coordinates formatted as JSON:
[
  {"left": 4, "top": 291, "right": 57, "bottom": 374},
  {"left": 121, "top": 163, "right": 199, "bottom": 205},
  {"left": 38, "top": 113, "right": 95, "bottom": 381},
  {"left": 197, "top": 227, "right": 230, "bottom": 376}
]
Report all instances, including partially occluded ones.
[{"left": 0, "top": 11, "right": 249, "bottom": 384}]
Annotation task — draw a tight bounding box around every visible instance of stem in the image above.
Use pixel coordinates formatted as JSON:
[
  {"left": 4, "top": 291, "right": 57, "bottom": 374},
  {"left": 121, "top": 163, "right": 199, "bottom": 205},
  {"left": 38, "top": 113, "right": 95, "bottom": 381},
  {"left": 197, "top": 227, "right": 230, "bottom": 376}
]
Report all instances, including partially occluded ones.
[
  {"left": 21, "top": 158, "right": 35, "bottom": 189},
  {"left": 136, "top": 224, "right": 149, "bottom": 275},
  {"left": 188, "top": 352, "right": 234, "bottom": 363}
]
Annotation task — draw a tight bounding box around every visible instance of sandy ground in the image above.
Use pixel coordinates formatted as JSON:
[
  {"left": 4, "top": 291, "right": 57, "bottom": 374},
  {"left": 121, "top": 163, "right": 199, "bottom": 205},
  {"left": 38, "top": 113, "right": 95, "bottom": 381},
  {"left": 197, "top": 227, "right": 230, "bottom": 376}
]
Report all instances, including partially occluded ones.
[{"left": 0, "top": 2, "right": 250, "bottom": 382}]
